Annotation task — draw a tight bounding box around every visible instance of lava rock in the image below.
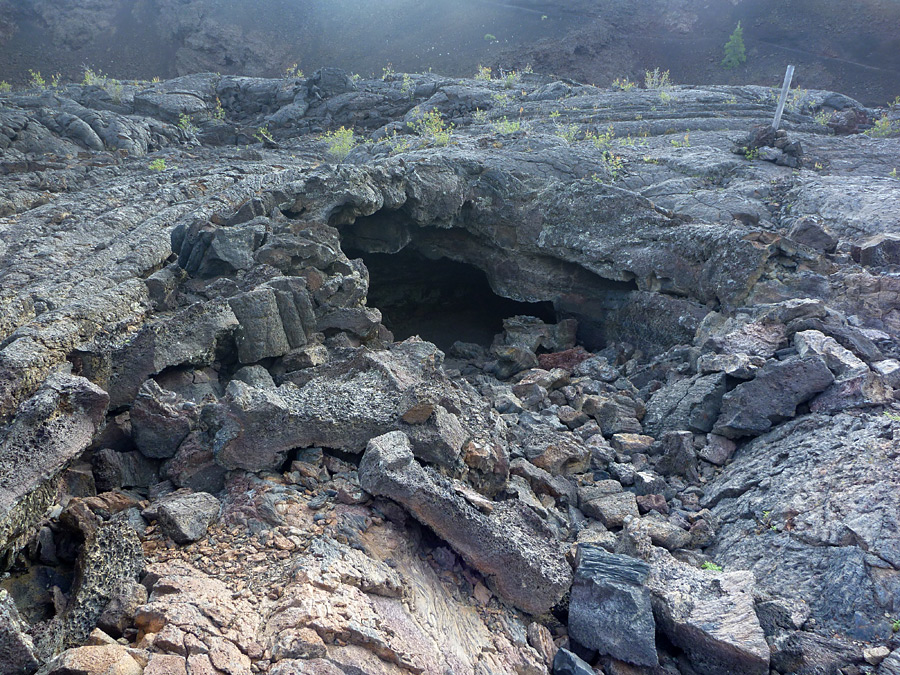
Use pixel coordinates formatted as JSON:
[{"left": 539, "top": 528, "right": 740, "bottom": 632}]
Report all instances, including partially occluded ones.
[
  {"left": 552, "top": 648, "right": 595, "bottom": 675},
  {"left": 359, "top": 431, "right": 572, "bottom": 615},
  {"left": 568, "top": 544, "right": 657, "bottom": 667},
  {"left": 91, "top": 448, "right": 159, "bottom": 492},
  {"left": 713, "top": 355, "right": 834, "bottom": 438},
  {"left": 156, "top": 492, "right": 221, "bottom": 544},
  {"left": 130, "top": 381, "right": 198, "bottom": 460},
  {"left": 643, "top": 373, "right": 726, "bottom": 437},
  {"left": 646, "top": 547, "right": 770, "bottom": 675},
  {"left": 0, "top": 588, "right": 40, "bottom": 675}
]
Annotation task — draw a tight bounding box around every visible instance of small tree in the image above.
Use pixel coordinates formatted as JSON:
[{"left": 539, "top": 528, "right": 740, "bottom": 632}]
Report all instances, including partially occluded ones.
[{"left": 722, "top": 22, "right": 747, "bottom": 69}]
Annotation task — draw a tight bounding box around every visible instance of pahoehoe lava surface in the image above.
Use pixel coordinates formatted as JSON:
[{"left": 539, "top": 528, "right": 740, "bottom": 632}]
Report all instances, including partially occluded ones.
[{"left": 0, "top": 63, "right": 899, "bottom": 675}]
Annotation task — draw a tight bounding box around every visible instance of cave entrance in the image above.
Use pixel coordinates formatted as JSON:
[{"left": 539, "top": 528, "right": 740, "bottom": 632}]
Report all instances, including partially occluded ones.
[{"left": 346, "top": 247, "right": 556, "bottom": 352}]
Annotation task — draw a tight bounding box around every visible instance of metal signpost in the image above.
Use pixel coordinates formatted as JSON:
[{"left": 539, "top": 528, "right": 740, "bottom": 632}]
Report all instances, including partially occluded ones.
[{"left": 772, "top": 65, "right": 795, "bottom": 131}]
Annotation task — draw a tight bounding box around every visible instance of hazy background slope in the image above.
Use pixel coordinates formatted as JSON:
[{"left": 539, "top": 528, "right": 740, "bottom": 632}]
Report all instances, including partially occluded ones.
[{"left": 1, "top": 0, "right": 898, "bottom": 104}]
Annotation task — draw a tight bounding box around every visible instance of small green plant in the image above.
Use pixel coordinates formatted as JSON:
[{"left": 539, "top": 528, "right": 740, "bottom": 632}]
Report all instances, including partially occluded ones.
[
  {"left": 888, "top": 95, "right": 900, "bottom": 112},
  {"left": 659, "top": 90, "right": 674, "bottom": 106},
  {"left": 28, "top": 69, "right": 46, "bottom": 89},
  {"left": 148, "top": 158, "right": 167, "bottom": 172},
  {"left": 814, "top": 110, "right": 833, "bottom": 126},
  {"left": 502, "top": 70, "right": 520, "bottom": 89},
  {"left": 744, "top": 147, "right": 759, "bottom": 161},
  {"left": 83, "top": 68, "right": 103, "bottom": 86},
  {"left": 473, "top": 108, "right": 489, "bottom": 124},
  {"left": 725, "top": 95, "right": 738, "bottom": 104},
  {"left": 408, "top": 108, "right": 453, "bottom": 146},
  {"left": 384, "top": 130, "right": 413, "bottom": 155},
  {"left": 721, "top": 21, "right": 747, "bottom": 69},
  {"left": 670, "top": 132, "right": 690, "bottom": 148},
  {"left": 585, "top": 124, "right": 615, "bottom": 150},
  {"left": 382, "top": 64, "right": 395, "bottom": 81},
  {"left": 211, "top": 97, "right": 226, "bottom": 120},
  {"left": 701, "top": 562, "right": 723, "bottom": 572},
  {"left": 400, "top": 73, "right": 415, "bottom": 100},
  {"left": 491, "top": 92, "right": 510, "bottom": 104},
  {"left": 885, "top": 411, "right": 900, "bottom": 421},
  {"left": 492, "top": 116, "right": 521, "bottom": 134},
  {"left": 549, "top": 110, "right": 561, "bottom": 119},
  {"left": 786, "top": 86, "right": 807, "bottom": 114},
  {"left": 49, "top": 72, "right": 62, "bottom": 88},
  {"left": 541, "top": 14, "right": 548, "bottom": 20},
  {"left": 865, "top": 114, "right": 899, "bottom": 138},
  {"left": 178, "top": 113, "right": 198, "bottom": 134},
  {"left": 323, "top": 126, "right": 357, "bottom": 159},
  {"left": 890, "top": 168, "right": 898, "bottom": 179},
  {"left": 484, "top": 33, "right": 498, "bottom": 43},
  {"left": 151, "top": 76, "right": 161, "bottom": 84},
  {"left": 644, "top": 68, "right": 671, "bottom": 89},
  {"left": 599, "top": 151, "right": 625, "bottom": 180},
  {"left": 612, "top": 77, "right": 636, "bottom": 91},
  {"left": 284, "top": 63, "right": 304, "bottom": 79},
  {"left": 555, "top": 123, "right": 579, "bottom": 144},
  {"left": 106, "top": 79, "right": 123, "bottom": 103},
  {"left": 254, "top": 124, "right": 275, "bottom": 145},
  {"left": 0, "top": 81, "right": 10, "bottom": 93},
  {"left": 892, "top": 618, "right": 900, "bottom": 633},
  {"left": 475, "top": 65, "right": 492, "bottom": 81}
]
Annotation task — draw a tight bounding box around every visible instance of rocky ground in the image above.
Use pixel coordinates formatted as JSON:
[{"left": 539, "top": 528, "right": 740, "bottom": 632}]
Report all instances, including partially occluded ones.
[{"left": 1, "top": 65, "right": 899, "bottom": 675}]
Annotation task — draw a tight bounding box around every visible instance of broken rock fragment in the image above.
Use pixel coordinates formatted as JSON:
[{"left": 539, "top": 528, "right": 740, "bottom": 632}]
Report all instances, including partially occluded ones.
[
  {"left": 713, "top": 355, "right": 834, "bottom": 438},
  {"left": 646, "top": 547, "right": 770, "bottom": 675},
  {"left": 568, "top": 544, "right": 657, "bottom": 667},
  {"left": 157, "top": 492, "right": 221, "bottom": 544},
  {"left": 358, "top": 431, "right": 572, "bottom": 615}
]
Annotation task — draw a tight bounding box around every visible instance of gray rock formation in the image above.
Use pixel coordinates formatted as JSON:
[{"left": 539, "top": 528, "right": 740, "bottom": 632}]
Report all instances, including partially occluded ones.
[
  {"left": 156, "top": 492, "right": 221, "bottom": 545},
  {"left": 1, "top": 65, "right": 898, "bottom": 675},
  {"left": 359, "top": 431, "right": 572, "bottom": 615},
  {"left": 568, "top": 545, "right": 657, "bottom": 666}
]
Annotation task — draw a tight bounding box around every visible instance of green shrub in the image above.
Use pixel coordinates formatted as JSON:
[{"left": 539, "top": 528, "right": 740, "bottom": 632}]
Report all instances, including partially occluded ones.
[
  {"left": 475, "top": 65, "right": 492, "bottom": 81},
  {"left": 555, "top": 123, "right": 579, "bottom": 144},
  {"left": 324, "top": 126, "right": 357, "bottom": 160},
  {"left": 865, "top": 114, "right": 899, "bottom": 138},
  {"left": 484, "top": 33, "right": 498, "bottom": 43},
  {"left": 721, "top": 22, "right": 747, "bottom": 69},
  {"left": 28, "top": 69, "right": 45, "bottom": 89},
  {"left": 611, "top": 77, "right": 636, "bottom": 91},
  {"left": 0, "top": 81, "right": 10, "bottom": 93},
  {"left": 148, "top": 158, "right": 167, "bottom": 172},
  {"left": 644, "top": 68, "right": 671, "bottom": 89},
  {"left": 701, "top": 562, "right": 723, "bottom": 572},
  {"left": 408, "top": 108, "right": 453, "bottom": 146},
  {"left": 492, "top": 116, "right": 521, "bottom": 134},
  {"left": 400, "top": 73, "right": 415, "bottom": 100},
  {"left": 178, "top": 113, "right": 198, "bottom": 134},
  {"left": 585, "top": 124, "right": 615, "bottom": 150},
  {"left": 284, "top": 63, "right": 303, "bottom": 79},
  {"left": 212, "top": 97, "right": 225, "bottom": 120}
]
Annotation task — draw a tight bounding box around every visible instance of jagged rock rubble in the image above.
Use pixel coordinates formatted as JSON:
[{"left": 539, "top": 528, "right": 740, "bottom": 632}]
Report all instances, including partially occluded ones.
[{"left": 1, "top": 67, "right": 899, "bottom": 675}]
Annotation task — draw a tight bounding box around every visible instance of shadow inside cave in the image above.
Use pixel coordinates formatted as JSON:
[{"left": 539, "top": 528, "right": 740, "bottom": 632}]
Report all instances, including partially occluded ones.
[{"left": 346, "top": 247, "right": 556, "bottom": 352}]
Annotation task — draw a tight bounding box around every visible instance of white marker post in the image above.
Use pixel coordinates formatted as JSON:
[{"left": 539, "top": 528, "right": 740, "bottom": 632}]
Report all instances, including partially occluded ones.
[{"left": 772, "top": 65, "right": 795, "bottom": 132}]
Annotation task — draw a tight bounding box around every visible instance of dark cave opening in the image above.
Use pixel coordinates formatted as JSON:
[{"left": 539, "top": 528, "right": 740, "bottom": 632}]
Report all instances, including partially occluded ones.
[{"left": 346, "top": 247, "right": 557, "bottom": 352}]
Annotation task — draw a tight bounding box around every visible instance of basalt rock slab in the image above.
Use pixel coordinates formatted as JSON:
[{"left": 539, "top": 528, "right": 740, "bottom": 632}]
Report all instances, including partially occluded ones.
[
  {"left": 645, "top": 547, "right": 770, "bottom": 675},
  {"left": 568, "top": 545, "right": 657, "bottom": 667},
  {"left": 0, "top": 370, "right": 108, "bottom": 569},
  {"left": 712, "top": 355, "right": 834, "bottom": 438},
  {"left": 0, "top": 588, "right": 40, "bottom": 675},
  {"left": 704, "top": 413, "right": 900, "bottom": 637},
  {"left": 37, "top": 518, "right": 144, "bottom": 658},
  {"left": 359, "top": 431, "right": 572, "bottom": 615}
]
